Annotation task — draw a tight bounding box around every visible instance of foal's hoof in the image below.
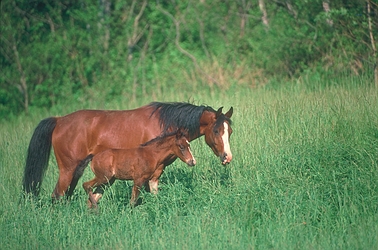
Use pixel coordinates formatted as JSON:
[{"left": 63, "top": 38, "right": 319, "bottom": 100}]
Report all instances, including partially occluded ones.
[{"left": 87, "top": 199, "right": 98, "bottom": 209}]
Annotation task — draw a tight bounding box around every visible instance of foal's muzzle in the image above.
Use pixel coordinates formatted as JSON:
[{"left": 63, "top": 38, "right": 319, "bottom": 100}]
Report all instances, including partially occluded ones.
[{"left": 187, "top": 159, "right": 196, "bottom": 167}]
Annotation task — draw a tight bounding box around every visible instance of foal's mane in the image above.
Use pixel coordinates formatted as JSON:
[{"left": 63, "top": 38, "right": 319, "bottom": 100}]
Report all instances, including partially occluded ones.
[
  {"left": 149, "top": 102, "right": 216, "bottom": 138},
  {"left": 140, "top": 130, "right": 179, "bottom": 147}
]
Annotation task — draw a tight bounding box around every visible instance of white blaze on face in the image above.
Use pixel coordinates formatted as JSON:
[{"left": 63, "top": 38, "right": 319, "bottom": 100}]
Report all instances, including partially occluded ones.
[
  {"left": 222, "top": 122, "right": 232, "bottom": 163},
  {"left": 186, "top": 140, "right": 196, "bottom": 165}
]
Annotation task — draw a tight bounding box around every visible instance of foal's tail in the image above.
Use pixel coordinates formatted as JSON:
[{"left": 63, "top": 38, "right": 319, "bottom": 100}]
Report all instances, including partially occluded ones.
[{"left": 23, "top": 117, "right": 57, "bottom": 196}]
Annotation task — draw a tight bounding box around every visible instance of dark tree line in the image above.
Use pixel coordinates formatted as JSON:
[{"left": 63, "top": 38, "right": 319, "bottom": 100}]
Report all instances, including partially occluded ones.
[{"left": 1, "top": 0, "right": 377, "bottom": 117}]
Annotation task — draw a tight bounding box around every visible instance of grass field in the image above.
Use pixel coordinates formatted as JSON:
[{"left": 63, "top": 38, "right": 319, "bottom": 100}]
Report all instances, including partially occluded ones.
[{"left": 1, "top": 76, "right": 377, "bottom": 249}]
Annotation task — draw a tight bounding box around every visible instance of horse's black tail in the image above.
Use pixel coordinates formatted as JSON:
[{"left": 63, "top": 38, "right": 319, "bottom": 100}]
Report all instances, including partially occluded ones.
[
  {"left": 23, "top": 117, "right": 57, "bottom": 197},
  {"left": 73, "top": 154, "right": 94, "bottom": 181}
]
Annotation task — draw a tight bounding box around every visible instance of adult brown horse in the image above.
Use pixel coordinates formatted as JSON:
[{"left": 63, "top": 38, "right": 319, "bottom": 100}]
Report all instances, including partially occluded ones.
[
  {"left": 81, "top": 129, "right": 196, "bottom": 208},
  {"left": 23, "top": 102, "right": 233, "bottom": 200}
]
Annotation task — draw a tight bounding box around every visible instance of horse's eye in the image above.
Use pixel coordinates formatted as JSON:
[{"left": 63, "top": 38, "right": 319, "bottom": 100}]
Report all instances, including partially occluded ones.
[{"left": 214, "top": 129, "right": 219, "bottom": 135}]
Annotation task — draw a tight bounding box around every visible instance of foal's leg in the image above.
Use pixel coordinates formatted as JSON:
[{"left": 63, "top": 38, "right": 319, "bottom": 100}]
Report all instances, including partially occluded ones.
[
  {"left": 130, "top": 185, "right": 139, "bottom": 207},
  {"left": 131, "top": 179, "right": 147, "bottom": 207},
  {"left": 148, "top": 166, "right": 165, "bottom": 195},
  {"left": 91, "top": 177, "right": 115, "bottom": 205},
  {"left": 83, "top": 176, "right": 115, "bottom": 208},
  {"left": 148, "top": 180, "right": 159, "bottom": 195},
  {"left": 83, "top": 178, "right": 101, "bottom": 208},
  {"left": 91, "top": 187, "right": 104, "bottom": 205}
]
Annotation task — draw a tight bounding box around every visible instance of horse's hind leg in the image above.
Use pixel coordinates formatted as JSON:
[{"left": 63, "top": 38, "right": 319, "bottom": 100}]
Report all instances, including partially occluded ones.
[
  {"left": 52, "top": 156, "right": 79, "bottom": 200},
  {"left": 52, "top": 170, "right": 74, "bottom": 200}
]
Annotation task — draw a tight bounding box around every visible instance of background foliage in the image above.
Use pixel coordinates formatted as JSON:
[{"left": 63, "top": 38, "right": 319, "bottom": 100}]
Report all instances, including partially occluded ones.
[{"left": 1, "top": 0, "right": 377, "bottom": 119}]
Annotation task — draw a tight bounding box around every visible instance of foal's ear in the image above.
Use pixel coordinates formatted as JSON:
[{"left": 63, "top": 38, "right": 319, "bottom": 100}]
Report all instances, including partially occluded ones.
[
  {"left": 225, "top": 107, "right": 233, "bottom": 118},
  {"left": 216, "top": 107, "right": 223, "bottom": 118},
  {"left": 177, "top": 128, "right": 189, "bottom": 138}
]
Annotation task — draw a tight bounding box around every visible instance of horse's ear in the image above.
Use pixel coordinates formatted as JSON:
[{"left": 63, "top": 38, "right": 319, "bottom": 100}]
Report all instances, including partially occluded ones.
[
  {"left": 225, "top": 107, "right": 233, "bottom": 118},
  {"left": 216, "top": 107, "right": 223, "bottom": 118}
]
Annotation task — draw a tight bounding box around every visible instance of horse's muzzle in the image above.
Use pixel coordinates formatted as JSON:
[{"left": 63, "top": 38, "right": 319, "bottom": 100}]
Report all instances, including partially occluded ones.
[{"left": 221, "top": 152, "right": 232, "bottom": 165}]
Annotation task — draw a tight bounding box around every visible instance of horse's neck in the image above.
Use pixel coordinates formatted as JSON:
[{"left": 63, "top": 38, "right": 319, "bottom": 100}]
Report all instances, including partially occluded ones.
[
  {"left": 144, "top": 140, "right": 176, "bottom": 164},
  {"left": 198, "top": 110, "right": 216, "bottom": 138}
]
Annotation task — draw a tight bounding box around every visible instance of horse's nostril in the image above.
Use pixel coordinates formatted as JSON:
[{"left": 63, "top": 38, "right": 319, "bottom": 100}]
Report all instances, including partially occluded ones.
[
  {"left": 222, "top": 153, "right": 227, "bottom": 161},
  {"left": 220, "top": 153, "right": 226, "bottom": 163}
]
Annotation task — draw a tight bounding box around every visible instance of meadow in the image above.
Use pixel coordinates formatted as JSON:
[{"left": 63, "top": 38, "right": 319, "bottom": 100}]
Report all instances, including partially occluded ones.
[{"left": 1, "top": 76, "right": 377, "bottom": 249}]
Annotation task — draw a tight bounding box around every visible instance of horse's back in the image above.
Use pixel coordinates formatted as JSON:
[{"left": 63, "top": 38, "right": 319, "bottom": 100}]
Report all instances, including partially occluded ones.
[{"left": 51, "top": 107, "right": 162, "bottom": 162}]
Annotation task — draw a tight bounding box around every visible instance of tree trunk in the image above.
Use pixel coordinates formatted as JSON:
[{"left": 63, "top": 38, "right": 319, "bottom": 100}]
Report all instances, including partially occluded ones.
[
  {"left": 322, "top": 0, "right": 333, "bottom": 26},
  {"left": 127, "top": 0, "right": 147, "bottom": 62},
  {"left": 99, "top": 0, "right": 111, "bottom": 53},
  {"left": 259, "top": 0, "right": 269, "bottom": 29},
  {"left": 13, "top": 43, "right": 28, "bottom": 114},
  {"left": 367, "top": 0, "right": 378, "bottom": 87}
]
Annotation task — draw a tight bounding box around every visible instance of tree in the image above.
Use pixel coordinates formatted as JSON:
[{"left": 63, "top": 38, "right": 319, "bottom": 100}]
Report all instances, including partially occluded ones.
[
  {"left": 1, "top": 1, "right": 31, "bottom": 114},
  {"left": 366, "top": 0, "right": 377, "bottom": 86}
]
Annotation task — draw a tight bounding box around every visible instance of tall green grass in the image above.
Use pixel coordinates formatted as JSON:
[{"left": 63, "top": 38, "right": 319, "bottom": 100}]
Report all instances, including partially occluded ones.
[{"left": 1, "top": 76, "right": 377, "bottom": 249}]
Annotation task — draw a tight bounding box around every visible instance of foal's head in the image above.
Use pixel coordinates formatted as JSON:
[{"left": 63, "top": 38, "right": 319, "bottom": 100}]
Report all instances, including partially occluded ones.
[{"left": 173, "top": 129, "right": 196, "bottom": 167}]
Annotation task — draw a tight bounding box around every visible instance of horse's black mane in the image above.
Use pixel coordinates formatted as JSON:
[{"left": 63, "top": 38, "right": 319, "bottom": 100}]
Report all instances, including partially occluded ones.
[{"left": 148, "top": 102, "right": 216, "bottom": 138}]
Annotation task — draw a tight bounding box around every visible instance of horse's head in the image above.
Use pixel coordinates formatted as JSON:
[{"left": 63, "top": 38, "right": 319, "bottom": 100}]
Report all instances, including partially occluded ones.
[
  {"left": 175, "top": 129, "right": 196, "bottom": 167},
  {"left": 204, "top": 107, "right": 233, "bottom": 165}
]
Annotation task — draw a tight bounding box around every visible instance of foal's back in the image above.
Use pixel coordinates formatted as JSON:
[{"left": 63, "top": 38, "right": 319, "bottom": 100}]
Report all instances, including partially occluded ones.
[{"left": 90, "top": 148, "right": 144, "bottom": 180}]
